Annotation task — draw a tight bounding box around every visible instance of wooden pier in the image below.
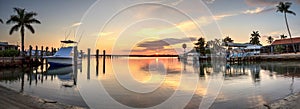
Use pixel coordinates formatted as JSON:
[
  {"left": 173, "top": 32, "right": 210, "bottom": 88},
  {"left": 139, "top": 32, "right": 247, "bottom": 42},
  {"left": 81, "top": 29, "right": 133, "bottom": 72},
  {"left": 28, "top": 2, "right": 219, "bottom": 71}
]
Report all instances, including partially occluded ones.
[{"left": 227, "top": 54, "right": 300, "bottom": 63}]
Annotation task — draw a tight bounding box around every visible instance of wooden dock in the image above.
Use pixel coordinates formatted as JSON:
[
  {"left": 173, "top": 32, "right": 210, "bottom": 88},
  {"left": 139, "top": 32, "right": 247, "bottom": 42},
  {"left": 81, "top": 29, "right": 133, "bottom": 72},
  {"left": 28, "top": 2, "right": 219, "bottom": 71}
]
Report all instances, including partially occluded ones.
[{"left": 227, "top": 54, "right": 300, "bottom": 63}]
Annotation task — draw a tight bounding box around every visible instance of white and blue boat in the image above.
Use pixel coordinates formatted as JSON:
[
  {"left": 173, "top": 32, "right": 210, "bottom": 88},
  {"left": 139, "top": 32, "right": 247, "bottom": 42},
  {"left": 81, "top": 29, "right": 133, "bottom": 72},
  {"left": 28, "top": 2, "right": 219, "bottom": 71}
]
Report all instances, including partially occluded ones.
[{"left": 44, "top": 40, "right": 81, "bottom": 67}]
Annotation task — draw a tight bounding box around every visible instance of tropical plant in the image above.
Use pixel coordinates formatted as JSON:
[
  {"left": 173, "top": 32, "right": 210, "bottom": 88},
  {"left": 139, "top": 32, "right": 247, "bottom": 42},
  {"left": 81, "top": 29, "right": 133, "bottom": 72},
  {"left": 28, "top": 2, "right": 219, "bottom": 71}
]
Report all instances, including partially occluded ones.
[
  {"left": 266, "top": 36, "right": 274, "bottom": 44},
  {"left": 250, "top": 31, "right": 261, "bottom": 45},
  {"left": 223, "top": 36, "right": 234, "bottom": 46},
  {"left": 6, "top": 8, "right": 41, "bottom": 56},
  {"left": 195, "top": 37, "right": 206, "bottom": 56},
  {"left": 280, "top": 34, "right": 287, "bottom": 39},
  {"left": 0, "top": 18, "right": 3, "bottom": 23},
  {"left": 275, "top": 45, "right": 284, "bottom": 54},
  {"left": 276, "top": 2, "right": 296, "bottom": 53}
]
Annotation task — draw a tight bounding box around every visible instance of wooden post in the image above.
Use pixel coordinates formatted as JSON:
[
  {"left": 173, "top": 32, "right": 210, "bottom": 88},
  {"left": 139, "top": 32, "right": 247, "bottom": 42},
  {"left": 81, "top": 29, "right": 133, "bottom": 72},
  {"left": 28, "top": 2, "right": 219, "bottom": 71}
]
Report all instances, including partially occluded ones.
[
  {"left": 45, "top": 47, "right": 49, "bottom": 56},
  {"left": 103, "top": 50, "right": 106, "bottom": 73},
  {"left": 87, "top": 48, "right": 90, "bottom": 79},
  {"left": 29, "top": 45, "right": 32, "bottom": 65},
  {"left": 73, "top": 46, "right": 78, "bottom": 83},
  {"left": 51, "top": 47, "right": 54, "bottom": 55},
  {"left": 80, "top": 50, "right": 83, "bottom": 58},
  {"left": 41, "top": 46, "right": 44, "bottom": 64},
  {"left": 96, "top": 49, "right": 99, "bottom": 76}
]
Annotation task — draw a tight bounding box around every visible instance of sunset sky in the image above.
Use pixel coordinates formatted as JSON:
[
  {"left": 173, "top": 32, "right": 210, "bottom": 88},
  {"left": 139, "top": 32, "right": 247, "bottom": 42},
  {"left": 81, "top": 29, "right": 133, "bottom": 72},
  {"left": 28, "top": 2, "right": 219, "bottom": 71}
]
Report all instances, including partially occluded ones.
[{"left": 1, "top": 0, "right": 300, "bottom": 55}]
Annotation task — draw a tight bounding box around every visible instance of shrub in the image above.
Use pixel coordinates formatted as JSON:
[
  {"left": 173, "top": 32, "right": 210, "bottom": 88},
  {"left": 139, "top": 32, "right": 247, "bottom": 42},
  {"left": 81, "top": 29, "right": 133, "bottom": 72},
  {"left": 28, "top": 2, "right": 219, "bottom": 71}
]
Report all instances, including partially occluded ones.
[{"left": 0, "top": 49, "right": 19, "bottom": 57}]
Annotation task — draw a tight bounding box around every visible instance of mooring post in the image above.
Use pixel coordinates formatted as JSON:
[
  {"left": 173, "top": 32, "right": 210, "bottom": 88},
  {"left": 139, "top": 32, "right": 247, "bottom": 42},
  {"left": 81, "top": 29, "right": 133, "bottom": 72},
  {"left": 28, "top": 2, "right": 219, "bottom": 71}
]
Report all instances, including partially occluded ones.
[
  {"left": 87, "top": 48, "right": 90, "bottom": 79},
  {"left": 74, "top": 46, "right": 78, "bottom": 67},
  {"left": 80, "top": 50, "right": 83, "bottom": 58},
  {"left": 29, "top": 45, "right": 32, "bottom": 65},
  {"left": 103, "top": 50, "right": 106, "bottom": 73},
  {"left": 96, "top": 49, "right": 99, "bottom": 76},
  {"left": 51, "top": 47, "right": 54, "bottom": 55},
  {"left": 73, "top": 47, "right": 78, "bottom": 85},
  {"left": 41, "top": 46, "right": 44, "bottom": 64}
]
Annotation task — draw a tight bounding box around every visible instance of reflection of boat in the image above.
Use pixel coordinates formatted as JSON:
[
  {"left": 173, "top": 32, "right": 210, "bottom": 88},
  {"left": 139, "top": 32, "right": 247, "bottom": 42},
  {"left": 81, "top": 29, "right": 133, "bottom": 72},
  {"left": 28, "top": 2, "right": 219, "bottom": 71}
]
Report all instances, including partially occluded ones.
[
  {"left": 45, "top": 66, "right": 73, "bottom": 75},
  {"left": 44, "top": 40, "right": 81, "bottom": 67},
  {"left": 45, "top": 66, "right": 77, "bottom": 86}
]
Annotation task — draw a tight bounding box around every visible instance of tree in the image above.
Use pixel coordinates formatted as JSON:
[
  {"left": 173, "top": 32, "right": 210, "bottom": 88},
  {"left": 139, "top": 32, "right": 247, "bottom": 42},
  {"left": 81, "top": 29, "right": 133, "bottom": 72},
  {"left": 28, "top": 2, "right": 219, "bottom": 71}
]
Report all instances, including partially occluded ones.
[
  {"left": 266, "top": 36, "right": 274, "bottom": 44},
  {"left": 223, "top": 36, "right": 234, "bottom": 46},
  {"left": 6, "top": 8, "right": 41, "bottom": 56},
  {"left": 195, "top": 37, "right": 206, "bottom": 56},
  {"left": 276, "top": 2, "right": 296, "bottom": 53},
  {"left": 250, "top": 31, "right": 261, "bottom": 45},
  {"left": 0, "top": 18, "right": 3, "bottom": 23},
  {"left": 280, "top": 34, "right": 287, "bottom": 39}
]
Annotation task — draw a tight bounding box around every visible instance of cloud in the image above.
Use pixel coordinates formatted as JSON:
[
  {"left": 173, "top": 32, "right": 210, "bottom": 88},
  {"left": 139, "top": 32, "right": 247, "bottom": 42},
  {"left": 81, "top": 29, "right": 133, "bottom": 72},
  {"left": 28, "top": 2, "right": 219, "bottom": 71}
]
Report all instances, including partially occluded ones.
[
  {"left": 243, "top": 7, "right": 275, "bottom": 14},
  {"left": 124, "top": 37, "right": 197, "bottom": 53},
  {"left": 245, "top": 0, "right": 300, "bottom": 6},
  {"left": 213, "top": 13, "right": 238, "bottom": 20},
  {"left": 203, "top": 0, "right": 215, "bottom": 4},
  {"left": 71, "top": 22, "right": 82, "bottom": 27},
  {"left": 98, "top": 32, "right": 114, "bottom": 36}
]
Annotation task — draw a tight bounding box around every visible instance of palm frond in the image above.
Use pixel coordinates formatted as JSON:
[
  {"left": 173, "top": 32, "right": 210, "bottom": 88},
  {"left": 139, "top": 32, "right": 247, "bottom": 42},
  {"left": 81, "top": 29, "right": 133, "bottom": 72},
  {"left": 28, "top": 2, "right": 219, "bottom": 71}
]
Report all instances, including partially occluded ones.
[
  {"left": 9, "top": 24, "right": 21, "bottom": 35},
  {"left": 25, "top": 19, "right": 41, "bottom": 24},
  {"left": 6, "top": 15, "right": 20, "bottom": 24},
  {"left": 25, "top": 24, "right": 35, "bottom": 33},
  {"left": 13, "top": 8, "right": 25, "bottom": 18},
  {"left": 24, "top": 12, "right": 37, "bottom": 20},
  {"left": 286, "top": 10, "right": 296, "bottom": 15},
  {"left": 0, "top": 19, "right": 3, "bottom": 23}
]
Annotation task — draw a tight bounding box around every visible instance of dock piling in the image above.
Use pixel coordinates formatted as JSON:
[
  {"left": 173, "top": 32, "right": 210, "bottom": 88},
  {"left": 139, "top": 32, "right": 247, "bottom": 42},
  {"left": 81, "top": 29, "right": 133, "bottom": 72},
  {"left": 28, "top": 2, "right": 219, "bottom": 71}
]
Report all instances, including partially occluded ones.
[{"left": 103, "top": 50, "right": 106, "bottom": 73}]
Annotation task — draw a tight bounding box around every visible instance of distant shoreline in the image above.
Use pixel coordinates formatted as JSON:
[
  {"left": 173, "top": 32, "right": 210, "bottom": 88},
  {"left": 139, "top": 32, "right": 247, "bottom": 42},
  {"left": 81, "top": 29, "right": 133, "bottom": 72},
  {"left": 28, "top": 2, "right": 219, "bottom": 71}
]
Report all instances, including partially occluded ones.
[{"left": 92, "top": 54, "right": 179, "bottom": 57}]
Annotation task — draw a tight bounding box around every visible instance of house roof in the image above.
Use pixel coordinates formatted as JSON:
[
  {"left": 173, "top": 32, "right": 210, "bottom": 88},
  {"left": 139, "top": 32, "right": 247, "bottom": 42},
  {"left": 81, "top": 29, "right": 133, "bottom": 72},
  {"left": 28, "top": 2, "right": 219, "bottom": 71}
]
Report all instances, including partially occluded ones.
[{"left": 272, "top": 37, "right": 300, "bottom": 45}]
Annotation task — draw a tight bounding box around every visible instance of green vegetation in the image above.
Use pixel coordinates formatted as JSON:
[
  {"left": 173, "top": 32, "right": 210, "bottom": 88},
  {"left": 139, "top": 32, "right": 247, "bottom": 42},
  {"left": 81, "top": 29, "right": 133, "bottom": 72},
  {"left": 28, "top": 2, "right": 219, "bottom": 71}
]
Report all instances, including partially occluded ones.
[
  {"left": 276, "top": 2, "right": 296, "bottom": 53},
  {"left": 0, "top": 49, "right": 19, "bottom": 57},
  {"left": 6, "top": 8, "right": 41, "bottom": 56},
  {"left": 250, "top": 31, "right": 261, "bottom": 45},
  {"left": 274, "top": 45, "right": 284, "bottom": 53}
]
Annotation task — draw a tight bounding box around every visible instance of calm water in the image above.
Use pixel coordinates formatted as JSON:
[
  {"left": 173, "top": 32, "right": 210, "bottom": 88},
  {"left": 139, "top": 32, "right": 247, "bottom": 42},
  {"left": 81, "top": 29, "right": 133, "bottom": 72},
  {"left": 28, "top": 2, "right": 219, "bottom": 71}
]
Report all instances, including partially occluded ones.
[{"left": 0, "top": 57, "right": 300, "bottom": 109}]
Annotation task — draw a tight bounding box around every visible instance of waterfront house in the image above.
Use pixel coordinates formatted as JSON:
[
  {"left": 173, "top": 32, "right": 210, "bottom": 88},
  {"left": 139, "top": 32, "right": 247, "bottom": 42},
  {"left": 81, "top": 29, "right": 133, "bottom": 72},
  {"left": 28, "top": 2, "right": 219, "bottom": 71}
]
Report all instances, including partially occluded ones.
[
  {"left": 262, "top": 37, "right": 300, "bottom": 54},
  {"left": 0, "top": 42, "right": 18, "bottom": 51}
]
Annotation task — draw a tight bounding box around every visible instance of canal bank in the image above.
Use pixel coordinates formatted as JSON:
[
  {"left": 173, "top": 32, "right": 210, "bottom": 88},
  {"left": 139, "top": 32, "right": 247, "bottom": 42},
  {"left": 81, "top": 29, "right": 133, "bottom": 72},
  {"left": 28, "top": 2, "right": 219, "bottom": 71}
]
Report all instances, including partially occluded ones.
[
  {"left": 258, "top": 92, "right": 300, "bottom": 109},
  {"left": 0, "top": 85, "right": 85, "bottom": 109}
]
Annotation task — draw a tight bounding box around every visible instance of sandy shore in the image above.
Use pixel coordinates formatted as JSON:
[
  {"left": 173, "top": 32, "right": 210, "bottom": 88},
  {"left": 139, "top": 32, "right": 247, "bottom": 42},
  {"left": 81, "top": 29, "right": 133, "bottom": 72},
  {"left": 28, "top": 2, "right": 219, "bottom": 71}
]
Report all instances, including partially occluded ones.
[
  {"left": 257, "top": 92, "right": 300, "bottom": 109},
  {"left": 0, "top": 85, "right": 86, "bottom": 109}
]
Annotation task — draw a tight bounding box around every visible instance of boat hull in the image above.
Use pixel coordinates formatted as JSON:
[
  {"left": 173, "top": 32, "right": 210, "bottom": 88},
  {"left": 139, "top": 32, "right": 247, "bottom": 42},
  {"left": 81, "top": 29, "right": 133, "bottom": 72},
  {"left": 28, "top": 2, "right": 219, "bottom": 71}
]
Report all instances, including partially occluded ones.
[{"left": 47, "top": 57, "right": 73, "bottom": 67}]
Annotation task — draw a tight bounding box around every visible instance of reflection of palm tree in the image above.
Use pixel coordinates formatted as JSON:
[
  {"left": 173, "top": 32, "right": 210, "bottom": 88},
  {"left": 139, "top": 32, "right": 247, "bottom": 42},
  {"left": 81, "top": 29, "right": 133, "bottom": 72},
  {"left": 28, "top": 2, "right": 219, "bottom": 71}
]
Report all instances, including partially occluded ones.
[
  {"left": 6, "top": 8, "right": 41, "bottom": 56},
  {"left": 266, "top": 36, "right": 274, "bottom": 44},
  {"left": 277, "top": 2, "right": 296, "bottom": 53},
  {"left": 280, "top": 34, "right": 287, "bottom": 39},
  {"left": 250, "top": 31, "right": 261, "bottom": 45}
]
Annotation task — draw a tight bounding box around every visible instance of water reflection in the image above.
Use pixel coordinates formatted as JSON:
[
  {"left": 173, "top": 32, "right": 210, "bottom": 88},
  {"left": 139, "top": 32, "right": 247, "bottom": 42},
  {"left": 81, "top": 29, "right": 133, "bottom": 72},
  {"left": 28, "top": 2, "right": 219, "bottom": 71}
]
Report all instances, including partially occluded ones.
[
  {"left": 0, "top": 64, "right": 86, "bottom": 107},
  {"left": 0, "top": 58, "right": 300, "bottom": 108}
]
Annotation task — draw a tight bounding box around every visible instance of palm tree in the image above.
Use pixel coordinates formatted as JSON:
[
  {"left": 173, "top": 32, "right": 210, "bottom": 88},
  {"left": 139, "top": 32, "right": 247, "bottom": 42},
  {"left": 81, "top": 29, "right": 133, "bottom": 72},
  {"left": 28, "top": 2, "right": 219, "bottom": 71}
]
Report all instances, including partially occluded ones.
[
  {"left": 280, "top": 34, "right": 287, "bottom": 39},
  {"left": 195, "top": 37, "right": 206, "bottom": 56},
  {"left": 0, "top": 18, "right": 3, "bottom": 23},
  {"left": 276, "top": 2, "right": 296, "bottom": 53},
  {"left": 266, "top": 36, "right": 274, "bottom": 44},
  {"left": 250, "top": 31, "right": 261, "bottom": 45},
  {"left": 223, "top": 36, "right": 234, "bottom": 46},
  {"left": 6, "top": 8, "right": 41, "bottom": 56}
]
